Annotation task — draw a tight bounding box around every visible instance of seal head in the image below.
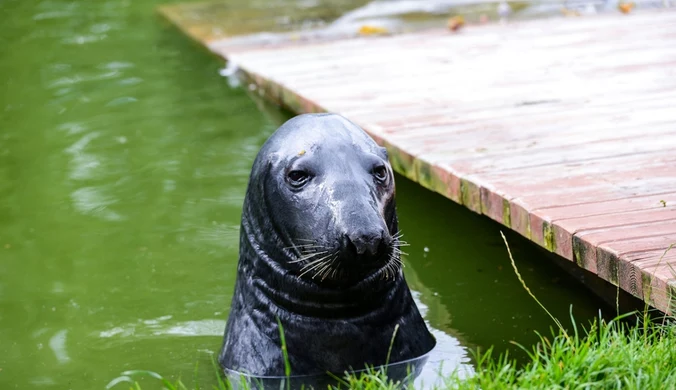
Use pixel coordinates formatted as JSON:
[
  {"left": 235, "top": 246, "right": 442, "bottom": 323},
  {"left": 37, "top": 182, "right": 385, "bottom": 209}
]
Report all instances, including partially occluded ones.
[{"left": 219, "top": 113, "right": 435, "bottom": 377}]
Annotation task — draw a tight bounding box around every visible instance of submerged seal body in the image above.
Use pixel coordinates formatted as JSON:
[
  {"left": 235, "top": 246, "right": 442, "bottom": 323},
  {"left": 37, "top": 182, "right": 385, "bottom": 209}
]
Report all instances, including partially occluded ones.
[{"left": 219, "top": 113, "right": 435, "bottom": 377}]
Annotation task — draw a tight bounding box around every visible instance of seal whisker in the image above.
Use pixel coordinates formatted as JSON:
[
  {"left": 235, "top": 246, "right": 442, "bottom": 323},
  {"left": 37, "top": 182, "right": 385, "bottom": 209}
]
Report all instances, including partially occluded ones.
[
  {"left": 286, "top": 240, "right": 328, "bottom": 255},
  {"left": 289, "top": 250, "right": 329, "bottom": 264},
  {"left": 382, "top": 251, "right": 404, "bottom": 280},
  {"left": 300, "top": 262, "right": 328, "bottom": 279},
  {"left": 293, "top": 249, "right": 329, "bottom": 261},
  {"left": 328, "top": 254, "right": 339, "bottom": 278},
  {"left": 391, "top": 247, "right": 409, "bottom": 257},
  {"left": 286, "top": 244, "right": 325, "bottom": 251},
  {"left": 300, "top": 247, "right": 328, "bottom": 254},
  {"left": 383, "top": 255, "right": 395, "bottom": 280},
  {"left": 313, "top": 261, "right": 332, "bottom": 280},
  {"left": 390, "top": 259, "right": 401, "bottom": 274},
  {"left": 329, "top": 258, "right": 341, "bottom": 280},
  {"left": 288, "top": 239, "right": 329, "bottom": 254},
  {"left": 319, "top": 255, "right": 337, "bottom": 281},
  {"left": 298, "top": 263, "right": 327, "bottom": 279},
  {"left": 298, "top": 253, "right": 336, "bottom": 278},
  {"left": 392, "top": 230, "right": 405, "bottom": 240},
  {"left": 297, "top": 243, "right": 328, "bottom": 249},
  {"left": 298, "top": 253, "right": 333, "bottom": 270},
  {"left": 314, "top": 254, "right": 338, "bottom": 281}
]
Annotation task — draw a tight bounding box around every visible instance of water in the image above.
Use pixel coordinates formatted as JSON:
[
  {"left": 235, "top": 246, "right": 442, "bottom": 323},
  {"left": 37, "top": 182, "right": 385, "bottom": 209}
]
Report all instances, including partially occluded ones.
[{"left": 0, "top": 0, "right": 612, "bottom": 389}]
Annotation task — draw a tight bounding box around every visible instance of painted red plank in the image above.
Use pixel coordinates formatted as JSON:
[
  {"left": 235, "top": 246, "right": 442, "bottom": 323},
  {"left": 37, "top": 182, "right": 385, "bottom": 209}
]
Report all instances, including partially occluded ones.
[
  {"left": 616, "top": 246, "right": 676, "bottom": 305},
  {"left": 553, "top": 207, "right": 676, "bottom": 260},
  {"left": 475, "top": 153, "right": 676, "bottom": 228},
  {"left": 573, "top": 220, "right": 676, "bottom": 275}
]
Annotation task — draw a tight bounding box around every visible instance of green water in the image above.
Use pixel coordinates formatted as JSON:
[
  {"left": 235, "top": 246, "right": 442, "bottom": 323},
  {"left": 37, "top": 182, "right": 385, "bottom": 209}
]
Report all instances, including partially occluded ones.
[{"left": 0, "top": 0, "right": 612, "bottom": 388}]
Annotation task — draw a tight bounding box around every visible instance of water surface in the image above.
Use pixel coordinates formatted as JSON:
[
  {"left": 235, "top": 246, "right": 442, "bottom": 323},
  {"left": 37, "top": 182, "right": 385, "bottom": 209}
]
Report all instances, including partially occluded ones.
[{"left": 0, "top": 0, "right": 610, "bottom": 388}]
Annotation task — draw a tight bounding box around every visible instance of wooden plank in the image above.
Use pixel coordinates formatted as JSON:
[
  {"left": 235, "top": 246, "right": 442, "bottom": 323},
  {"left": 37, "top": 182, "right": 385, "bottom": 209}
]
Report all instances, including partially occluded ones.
[
  {"left": 161, "top": 5, "right": 676, "bottom": 314},
  {"left": 476, "top": 153, "right": 676, "bottom": 229},
  {"left": 554, "top": 207, "right": 676, "bottom": 260},
  {"left": 573, "top": 220, "right": 676, "bottom": 275}
]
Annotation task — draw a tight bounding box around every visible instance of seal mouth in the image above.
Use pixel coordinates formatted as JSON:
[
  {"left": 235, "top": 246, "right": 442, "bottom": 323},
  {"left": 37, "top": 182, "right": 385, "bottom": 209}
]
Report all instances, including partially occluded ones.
[{"left": 290, "top": 232, "right": 408, "bottom": 286}]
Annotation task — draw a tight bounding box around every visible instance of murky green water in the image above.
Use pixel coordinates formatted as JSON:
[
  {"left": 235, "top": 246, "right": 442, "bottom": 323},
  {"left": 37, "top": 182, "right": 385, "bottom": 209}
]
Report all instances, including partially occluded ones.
[{"left": 0, "top": 0, "right": 613, "bottom": 388}]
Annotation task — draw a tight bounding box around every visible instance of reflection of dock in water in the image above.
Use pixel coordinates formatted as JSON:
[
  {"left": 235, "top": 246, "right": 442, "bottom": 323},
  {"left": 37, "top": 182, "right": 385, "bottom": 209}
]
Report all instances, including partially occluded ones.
[
  {"left": 159, "top": 1, "right": 676, "bottom": 316},
  {"left": 404, "top": 259, "right": 476, "bottom": 386}
]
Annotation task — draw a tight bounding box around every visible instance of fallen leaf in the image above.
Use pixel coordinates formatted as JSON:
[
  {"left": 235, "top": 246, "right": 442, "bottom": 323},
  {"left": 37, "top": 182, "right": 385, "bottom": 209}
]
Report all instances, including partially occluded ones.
[
  {"left": 660, "top": 200, "right": 667, "bottom": 207},
  {"left": 298, "top": 150, "right": 306, "bottom": 156},
  {"left": 358, "top": 25, "right": 389, "bottom": 36},
  {"left": 447, "top": 16, "right": 465, "bottom": 32},
  {"left": 618, "top": 2, "right": 635, "bottom": 13},
  {"left": 561, "top": 7, "right": 581, "bottom": 17}
]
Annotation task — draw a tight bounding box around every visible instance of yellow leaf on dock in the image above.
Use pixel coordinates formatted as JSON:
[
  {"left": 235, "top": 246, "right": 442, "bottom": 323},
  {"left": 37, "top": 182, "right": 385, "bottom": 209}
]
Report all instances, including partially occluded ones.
[
  {"left": 447, "top": 16, "right": 465, "bottom": 32},
  {"left": 358, "top": 25, "right": 390, "bottom": 36},
  {"left": 618, "top": 2, "right": 635, "bottom": 13}
]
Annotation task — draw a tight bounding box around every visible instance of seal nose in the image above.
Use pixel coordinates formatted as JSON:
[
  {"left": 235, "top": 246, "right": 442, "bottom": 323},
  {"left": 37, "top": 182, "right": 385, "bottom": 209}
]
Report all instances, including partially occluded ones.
[{"left": 345, "top": 229, "right": 391, "bottom": 258}]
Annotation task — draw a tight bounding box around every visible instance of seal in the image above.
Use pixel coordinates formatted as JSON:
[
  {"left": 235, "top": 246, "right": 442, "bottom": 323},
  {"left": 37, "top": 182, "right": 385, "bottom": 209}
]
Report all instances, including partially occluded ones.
[{"left": 219, "top": 113, "right": 435, "bottom": 377}]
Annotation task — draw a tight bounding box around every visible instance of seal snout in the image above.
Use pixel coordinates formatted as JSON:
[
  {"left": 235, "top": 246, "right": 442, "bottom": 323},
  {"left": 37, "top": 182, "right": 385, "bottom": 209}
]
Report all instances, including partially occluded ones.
[{"left": 343, "top": 227, "right": 392, "bottom": 260}]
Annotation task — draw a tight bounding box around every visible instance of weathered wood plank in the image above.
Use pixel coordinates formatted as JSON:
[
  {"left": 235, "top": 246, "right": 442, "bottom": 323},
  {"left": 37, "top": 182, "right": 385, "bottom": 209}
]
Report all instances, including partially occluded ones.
[{"left": 574, "top": 221, "right": 676, "bottom": 275}]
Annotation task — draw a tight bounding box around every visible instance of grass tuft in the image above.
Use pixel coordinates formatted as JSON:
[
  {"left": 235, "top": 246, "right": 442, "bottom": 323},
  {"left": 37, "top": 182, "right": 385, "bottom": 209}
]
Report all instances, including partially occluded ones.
[
  {"left": 276, "top": 316, "right": 292, "bottom": 379},
  {"left": 500, "top": 231, "right": 568, "bottom": 339},
  {"left": 443, "top": 313, "right": 676, "bottom": 389}
]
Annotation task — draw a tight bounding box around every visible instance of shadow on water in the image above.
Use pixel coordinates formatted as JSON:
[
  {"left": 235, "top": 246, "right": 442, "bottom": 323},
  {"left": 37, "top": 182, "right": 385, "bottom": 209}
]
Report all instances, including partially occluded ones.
[
  {"left": 395, "top": 175, "right": 614, "bottom": 365},
  {"left": 0, "top": 0, "right": 624, "bottom": 389}
]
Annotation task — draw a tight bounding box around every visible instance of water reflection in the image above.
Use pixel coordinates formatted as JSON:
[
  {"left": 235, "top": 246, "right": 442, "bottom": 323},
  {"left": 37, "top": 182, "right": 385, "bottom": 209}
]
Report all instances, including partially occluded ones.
[
  {"left": 98, "top": 316, "right": 226, "bottom": 340},
  {"left": 96, "top": 291, "right": 473, "bottom": 389},
  {"left": 48, "top": 329, "right": 71, "bottom": 364}
]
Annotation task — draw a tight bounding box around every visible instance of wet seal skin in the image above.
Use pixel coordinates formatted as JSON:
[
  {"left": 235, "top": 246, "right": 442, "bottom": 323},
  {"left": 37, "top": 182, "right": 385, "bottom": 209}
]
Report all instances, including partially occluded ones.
[{"left": 219, "top": 113, "right": 436, "bottom": 377}]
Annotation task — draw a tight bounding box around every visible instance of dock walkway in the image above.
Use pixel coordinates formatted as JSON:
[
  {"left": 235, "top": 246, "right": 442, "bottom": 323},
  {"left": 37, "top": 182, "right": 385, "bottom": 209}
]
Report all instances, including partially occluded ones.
[{"left": 161, "top": 6, "right": 676, "bottom": 314}]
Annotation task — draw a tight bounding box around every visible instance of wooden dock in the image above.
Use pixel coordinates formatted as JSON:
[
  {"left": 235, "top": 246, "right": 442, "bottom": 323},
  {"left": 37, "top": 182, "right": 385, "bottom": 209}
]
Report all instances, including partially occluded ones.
[{"left": 160, "top": 4, "right": 676, "bottom": 314}]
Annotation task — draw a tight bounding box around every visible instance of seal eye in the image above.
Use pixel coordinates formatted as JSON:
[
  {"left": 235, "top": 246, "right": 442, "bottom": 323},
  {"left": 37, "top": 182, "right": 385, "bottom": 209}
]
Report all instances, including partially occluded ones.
[
  {"left": 287, "top": 170, "right": 310, "bottom": 188},
  {"left": 373, "top": 165, "right": 388, "bottom": 183}
]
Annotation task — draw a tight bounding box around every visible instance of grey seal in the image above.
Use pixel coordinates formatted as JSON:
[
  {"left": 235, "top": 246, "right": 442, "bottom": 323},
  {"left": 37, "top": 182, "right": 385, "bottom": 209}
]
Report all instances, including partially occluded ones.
[{"left": 219, "top": 113, "right": 435, "bottom": 378}]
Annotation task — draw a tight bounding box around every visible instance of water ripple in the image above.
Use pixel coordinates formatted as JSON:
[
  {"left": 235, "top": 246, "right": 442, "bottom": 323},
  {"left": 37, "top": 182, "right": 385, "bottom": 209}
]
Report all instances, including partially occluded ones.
[
  {"left": 99, "top": 61, "right": 134, "bottom": 70},
  {"left": 61, "top": 34, "right": 108, "bottom": 45},
  {"left": 99, "top": 316, "right": 225, "bottom": 339},
  {"left": 47, "top": 71, "right": 121, "bottom": 88},
  {"left": 105, "top": 96, "right": 138, "bottom": 106},
  {"left": 48, "top": 330, "right": 70, "bottom": 364},
  {"left": 70, "top": 187, "right": 125, "bottom": 221},
  {"left": 33, "top": 11, "right": 74, "bottom": 21}
]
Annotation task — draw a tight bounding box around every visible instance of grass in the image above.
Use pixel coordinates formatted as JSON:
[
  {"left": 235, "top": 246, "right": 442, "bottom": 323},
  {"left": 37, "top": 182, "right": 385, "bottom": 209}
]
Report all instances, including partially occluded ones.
[
  {"left": 108, "top": 235, "right": 676, "bottom": 390},
  {"left": 444, "top": 312, "right": 676, "bottom": 389}
]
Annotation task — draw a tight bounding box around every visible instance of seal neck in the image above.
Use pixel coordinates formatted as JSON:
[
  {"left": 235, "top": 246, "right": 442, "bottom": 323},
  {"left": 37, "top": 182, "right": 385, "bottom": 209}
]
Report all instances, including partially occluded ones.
[{"left": 237, "top": 215, "right": 408, "bottom": 320}]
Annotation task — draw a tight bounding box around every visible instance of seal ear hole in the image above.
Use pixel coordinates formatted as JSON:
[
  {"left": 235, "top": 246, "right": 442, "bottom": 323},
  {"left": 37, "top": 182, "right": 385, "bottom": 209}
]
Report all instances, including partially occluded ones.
[
  {"left": 372, "top": 165, "right": 389, "bottom": 183},
  {"left": 287, "top": 169, "right": 311, "bottom": 188}
]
